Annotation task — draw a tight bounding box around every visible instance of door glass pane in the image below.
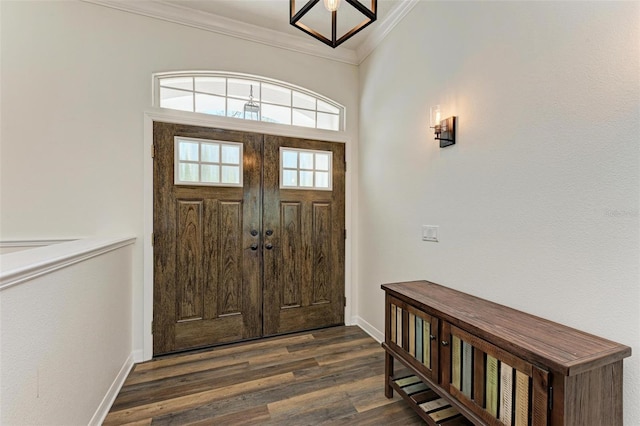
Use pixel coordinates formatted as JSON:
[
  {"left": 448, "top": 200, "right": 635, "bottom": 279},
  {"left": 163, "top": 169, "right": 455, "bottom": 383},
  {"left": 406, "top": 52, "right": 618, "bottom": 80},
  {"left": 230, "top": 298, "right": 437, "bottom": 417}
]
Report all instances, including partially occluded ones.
[
  {"left": 315, "top": 153, "right": 329, "bottom": 171},
  {"left": 221, "top": 165, "right": 240, "bottom": 184},
  {"left": 299, "top": 152, "right": 314, "bottom": 170},
  {"left": 195, "top": 77, "right": 225, "bottom": 95},
  {"left": 283, "top": 151, "right": 298, "bottom": 168},
  {"left": 283, "top": 170, "right": 297, "bottom": 186},
  {"left": 263, "top": 83, "right": 291, "bottom": 106},
  {"left": 201, "top": 143, "right": 220, "bottom": 163},
  {"left": 201, "top": 164, "right": 220, "bottom": 183},
  {"left": 280, "top": 148, "right": 332, "bottom": 191},
  {"left": 175, "top": 137, "right": 242, "bottom": 187},
  {"left": 179, "top": 163, "right": 199, "bottom": 182},
  {"left": 179, "top": 142, "right": 199, "bottom": 161},
  {"left": 221, "top": 145, "right": 240, "bottom": 164},
  {"left": 315, "top": 171, "right": 329, "bottom": 188},
  {"left": 195, "top": 94, "right": 225, "bottom": 116},
  {"left": 300, "top": 171, "right": 314, "bottom": 187}
]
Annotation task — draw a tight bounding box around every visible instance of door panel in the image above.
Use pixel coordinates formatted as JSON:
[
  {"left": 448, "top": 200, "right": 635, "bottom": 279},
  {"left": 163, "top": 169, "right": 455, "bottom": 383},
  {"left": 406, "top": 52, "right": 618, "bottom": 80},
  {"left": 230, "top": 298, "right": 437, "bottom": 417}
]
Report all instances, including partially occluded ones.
[
  {"left": 153, "top": 122, "right": 263, "bottom": 356},
  {"left": 262, "top": 135, "right": 345, "bottom": 336}
]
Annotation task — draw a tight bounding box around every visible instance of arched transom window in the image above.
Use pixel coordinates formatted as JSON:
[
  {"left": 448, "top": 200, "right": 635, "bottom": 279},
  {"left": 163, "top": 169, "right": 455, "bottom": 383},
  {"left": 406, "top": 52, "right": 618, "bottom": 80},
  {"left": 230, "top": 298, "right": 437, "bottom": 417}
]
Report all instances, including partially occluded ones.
[{"left": 154, "top": 72, "right": 344, "bottom": 131}]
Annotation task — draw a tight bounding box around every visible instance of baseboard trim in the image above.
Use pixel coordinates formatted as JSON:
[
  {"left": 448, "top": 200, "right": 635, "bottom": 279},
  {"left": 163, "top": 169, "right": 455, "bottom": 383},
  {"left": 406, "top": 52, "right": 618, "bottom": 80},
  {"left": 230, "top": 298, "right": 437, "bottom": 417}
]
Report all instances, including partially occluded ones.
[
  {"left": 89, "top": 352, "right": 134, "bottom": 426},
  {"left": 353, "top": 315, "right": 384, "bottom": 343}
]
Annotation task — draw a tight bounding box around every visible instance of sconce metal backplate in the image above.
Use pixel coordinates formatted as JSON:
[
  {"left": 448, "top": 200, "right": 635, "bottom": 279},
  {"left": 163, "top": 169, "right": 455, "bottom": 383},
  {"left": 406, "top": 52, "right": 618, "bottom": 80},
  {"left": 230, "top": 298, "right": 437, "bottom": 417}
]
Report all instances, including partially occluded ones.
[{"left": 438, "top": 116, "right": 456, "bottom": 148}]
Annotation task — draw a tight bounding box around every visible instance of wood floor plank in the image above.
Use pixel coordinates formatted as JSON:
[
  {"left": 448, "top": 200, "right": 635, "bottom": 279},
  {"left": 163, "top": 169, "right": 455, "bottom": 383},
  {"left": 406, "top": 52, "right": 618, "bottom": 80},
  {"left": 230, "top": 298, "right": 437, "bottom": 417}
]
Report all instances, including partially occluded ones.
[
  {"left": 112, "top": 358, "right": 316, "bottom": 411},
  {"left": 104, "top": 372, "right": 296, "bottom": 425},
  {"left": 106, "top": 326, "right": 425, "bottom": 425},
  {"left": 149, "top": 352, "right": 383, "bottom": 425},
  {"left": 132, "top": 333, "right": 313, "bottom": 372}
]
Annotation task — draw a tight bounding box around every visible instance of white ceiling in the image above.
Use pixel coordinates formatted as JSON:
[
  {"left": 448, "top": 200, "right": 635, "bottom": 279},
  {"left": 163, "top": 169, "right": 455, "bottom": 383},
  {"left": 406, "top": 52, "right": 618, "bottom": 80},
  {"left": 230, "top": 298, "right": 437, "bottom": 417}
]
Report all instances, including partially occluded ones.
[
  {"left": 164, "top": 0, "right": 401, "bottom": 47},
  {"left": 84, "top": 0, "right": 418, "bottom": 64}
]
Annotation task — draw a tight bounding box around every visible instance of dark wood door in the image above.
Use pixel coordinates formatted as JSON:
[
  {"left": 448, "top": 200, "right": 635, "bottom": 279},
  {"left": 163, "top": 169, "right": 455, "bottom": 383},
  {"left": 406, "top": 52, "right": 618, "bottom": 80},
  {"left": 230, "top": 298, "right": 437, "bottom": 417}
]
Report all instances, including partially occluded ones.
[
  {"left": 153, "top": 122, "right": 263, "bottom": 355},
  {"left": 153, "top": 123, "right": 345, "bottom": 355},
  {"left": 262, "top": 135, "right": 345, "bottom": 335}
]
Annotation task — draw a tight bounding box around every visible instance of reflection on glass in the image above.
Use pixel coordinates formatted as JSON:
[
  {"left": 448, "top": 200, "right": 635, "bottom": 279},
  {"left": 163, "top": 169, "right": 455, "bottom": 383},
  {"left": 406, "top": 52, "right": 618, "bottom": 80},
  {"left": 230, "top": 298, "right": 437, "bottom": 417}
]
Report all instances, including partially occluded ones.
[
  {"left": 300, "top": 152, "right": 314, "bottom": 170},
  {"left": 159, "top": 75, "right": 342, "bottom": 132},
  {"left": 179, "top": 163, "right": 199, "bottom": 182},
  {"left": 227, "top": 98, "right": 246, "bottom": 119},
  {"left": 228, "top": 79, "right": 260, "bottom": 100},
  {"left": 315, "top": 171, "right": 329, "bottom": 188},
  {"left": 300, "top": 171, "right": 314, "bottom": 187},
  {"left": 160, "top": 88, "right": 193, "bottom": 112},
  {"left": 283, "top": 151, "right": 298, "bottom": 168},
  {"left": 293, "top": 91, "right": 316, "bottom": 110},
  {"left": 315, "top": 153, "right": 329, "bottom": 171},
  {"left": 317, "top": 112, "right": 339, "bottom": 131},
  {"left": 292, "top": 109, "right": 315, "bottom": 128},
  {"left": 160, "top": 77, "right": 193, "bottom": 91},
  {"left": 201, "top": 165, "right": 220, "bottom": 183},
  {"left": 201, "top": 143, "right": 220, "bottom": 163},
  {"left": 261, "top": 103, "right": 292, "bottom": 125},
  {"left": 317, "top": 99, "right": 339, "bottom": 114},
  {"left": 221, "top": 145, "right": 240, "bottom": 164},
  {"left": 195, "top": 94, "right": 225, "bottom": 116},
  {"left": 221, "top": 165, "right": 240, "bottom": 184},
  {"left": 179, "top": 142, "right": 199, "bottom": 161},
  {"left": 262, "top": 83, "right": 291, "bottom": 106},
  {"left": 283, "top": 170, "right": 297, "bottom": 186},
  {"left": 195, "top": 77, "right": 225, "bottom": 96}
]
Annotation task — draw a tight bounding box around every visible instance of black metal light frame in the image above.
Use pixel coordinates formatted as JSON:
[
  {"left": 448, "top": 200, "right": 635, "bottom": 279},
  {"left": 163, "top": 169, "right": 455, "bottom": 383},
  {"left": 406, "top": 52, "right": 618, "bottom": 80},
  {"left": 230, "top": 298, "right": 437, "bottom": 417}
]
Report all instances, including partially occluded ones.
[
  {"left": 434, "top": 117, "right": 456, "bottom": 148},
  {"left": 290, "top": 0, "right": 377, "bottom": 49}
]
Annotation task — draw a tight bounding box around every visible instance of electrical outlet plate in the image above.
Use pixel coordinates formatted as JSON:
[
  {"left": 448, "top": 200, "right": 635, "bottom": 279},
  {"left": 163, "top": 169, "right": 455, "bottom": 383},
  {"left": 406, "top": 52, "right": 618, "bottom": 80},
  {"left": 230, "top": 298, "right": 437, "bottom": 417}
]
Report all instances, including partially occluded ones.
[{"left": 422, "top": 225, "right": 439, "bottom": 242}]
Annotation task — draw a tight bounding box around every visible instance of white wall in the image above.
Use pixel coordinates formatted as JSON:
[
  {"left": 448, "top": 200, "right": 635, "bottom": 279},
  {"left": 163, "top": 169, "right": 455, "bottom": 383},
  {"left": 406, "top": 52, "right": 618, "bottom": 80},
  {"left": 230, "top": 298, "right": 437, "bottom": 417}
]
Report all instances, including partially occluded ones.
[
  {"left": 358, "top": 1, "right": 639, "bottom": 423},
  {"left": 0, "top": 238, "right": 134, "bottom": 425},
  {"left": 0, "top": 0, "right": 359, "bottom": 355}
]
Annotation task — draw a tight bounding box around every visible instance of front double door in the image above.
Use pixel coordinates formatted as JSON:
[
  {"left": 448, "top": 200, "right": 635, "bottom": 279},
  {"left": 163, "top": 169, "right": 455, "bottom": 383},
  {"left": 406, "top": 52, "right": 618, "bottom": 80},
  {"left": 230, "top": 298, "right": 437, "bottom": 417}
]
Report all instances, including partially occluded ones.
[{"left": 153, "top": 122, "right": 345, "bottom": 356}]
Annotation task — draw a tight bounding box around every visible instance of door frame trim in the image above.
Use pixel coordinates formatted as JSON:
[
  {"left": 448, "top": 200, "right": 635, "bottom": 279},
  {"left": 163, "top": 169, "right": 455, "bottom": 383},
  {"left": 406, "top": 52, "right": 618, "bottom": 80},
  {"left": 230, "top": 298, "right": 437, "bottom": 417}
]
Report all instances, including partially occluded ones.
[{"left": 142, "top": 109, "right": 354, "bottom": 361}]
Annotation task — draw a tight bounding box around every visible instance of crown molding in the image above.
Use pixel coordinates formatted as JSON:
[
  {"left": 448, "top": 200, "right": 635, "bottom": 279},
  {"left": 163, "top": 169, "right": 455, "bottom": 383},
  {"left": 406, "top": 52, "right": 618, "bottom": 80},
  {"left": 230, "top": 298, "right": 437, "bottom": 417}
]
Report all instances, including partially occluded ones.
[
  {"left": 82, "top": 0, "right": 416, "bottom": 65},
  {"left": 356, "top": 0, "right": 419, "bottom": 63},
  {"left": 82, "top": 0, "right": 358, "bottom": 64}
]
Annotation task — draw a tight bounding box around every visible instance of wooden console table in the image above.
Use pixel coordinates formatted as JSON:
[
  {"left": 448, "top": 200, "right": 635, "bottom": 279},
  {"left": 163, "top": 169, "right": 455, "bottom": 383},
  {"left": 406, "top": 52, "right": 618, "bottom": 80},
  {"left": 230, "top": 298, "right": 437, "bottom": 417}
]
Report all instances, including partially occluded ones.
[{"left": 382, "top": 280, "right": 631, "bottom": 426}]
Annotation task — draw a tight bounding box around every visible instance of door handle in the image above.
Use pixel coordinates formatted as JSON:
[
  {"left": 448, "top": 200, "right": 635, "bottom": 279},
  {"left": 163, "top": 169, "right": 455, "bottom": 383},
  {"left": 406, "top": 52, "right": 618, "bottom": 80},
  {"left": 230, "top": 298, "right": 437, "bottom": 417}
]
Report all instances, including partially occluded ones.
[
  {"left": 265, "top": 229, "right": 273, "bottom": 236},
  {"left": 250, "top": 229, "right": 259, "bottom": 237},
  {"left": 441, "top": 340, "right": 449, "bottom": 346},
  {"left": 265, "top": 243, "right": 273, "bottom": 250},
  {"left": 250, "top": 243, "right": 259, "bottom": 251}
]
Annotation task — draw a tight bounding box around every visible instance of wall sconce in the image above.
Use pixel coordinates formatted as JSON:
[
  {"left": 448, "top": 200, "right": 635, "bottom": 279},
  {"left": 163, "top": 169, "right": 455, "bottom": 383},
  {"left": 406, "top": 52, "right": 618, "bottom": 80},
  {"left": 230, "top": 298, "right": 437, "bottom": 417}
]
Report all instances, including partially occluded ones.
[{"left": 430, "top": 105, "right": 456, "bottom": 148}]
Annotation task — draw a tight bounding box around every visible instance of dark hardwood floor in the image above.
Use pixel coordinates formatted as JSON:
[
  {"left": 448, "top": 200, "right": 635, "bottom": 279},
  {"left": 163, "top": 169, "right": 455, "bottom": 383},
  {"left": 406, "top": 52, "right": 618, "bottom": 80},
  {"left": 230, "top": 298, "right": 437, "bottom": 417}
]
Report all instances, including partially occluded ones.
[{"left": 105, "top": 326, "right": 424, "bottom": 425}]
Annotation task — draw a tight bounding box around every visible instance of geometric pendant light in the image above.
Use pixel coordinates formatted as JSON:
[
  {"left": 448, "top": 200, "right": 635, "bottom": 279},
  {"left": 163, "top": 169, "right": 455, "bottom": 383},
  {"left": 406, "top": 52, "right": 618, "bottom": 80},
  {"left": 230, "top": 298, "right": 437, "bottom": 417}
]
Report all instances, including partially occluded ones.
[{"left": 290, "top": 0, "right": 377, "bottom": 48}]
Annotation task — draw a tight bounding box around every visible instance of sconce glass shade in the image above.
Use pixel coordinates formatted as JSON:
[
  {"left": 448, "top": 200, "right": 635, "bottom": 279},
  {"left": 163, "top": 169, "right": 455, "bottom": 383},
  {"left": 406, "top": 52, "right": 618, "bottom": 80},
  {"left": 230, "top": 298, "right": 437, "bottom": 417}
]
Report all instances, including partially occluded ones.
[
  {"left": 323, "top": 0, "right": 341, "bottom": 12},
  {"left": 430, "top": 105, "right": 441, "bottom": 128}
]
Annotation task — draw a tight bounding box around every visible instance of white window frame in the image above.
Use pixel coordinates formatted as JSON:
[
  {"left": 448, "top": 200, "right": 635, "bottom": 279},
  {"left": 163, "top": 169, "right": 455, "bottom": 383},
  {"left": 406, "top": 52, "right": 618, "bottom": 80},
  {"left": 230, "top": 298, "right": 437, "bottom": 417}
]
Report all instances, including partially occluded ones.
[
  {"left": 174, "top": 137, "right": 243, "bottom": 187},
  {"left": 153, "top": 71, "right": 345, "bottom": 132},
  {"left": 280, "top": 147, "right": 333, "bottom": 191}
]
